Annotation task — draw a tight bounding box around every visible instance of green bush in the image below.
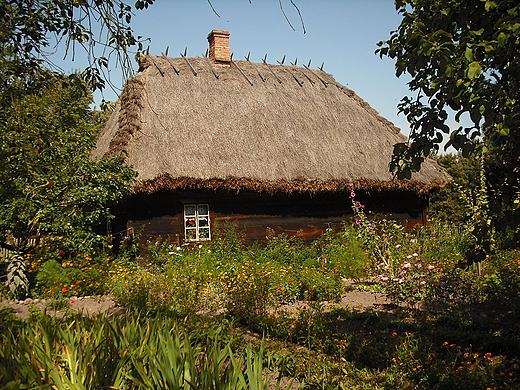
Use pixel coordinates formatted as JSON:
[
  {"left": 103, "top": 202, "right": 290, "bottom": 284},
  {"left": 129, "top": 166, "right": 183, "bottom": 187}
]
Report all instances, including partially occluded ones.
[{"left": 34, "top": 254, "right": 114, "bottom": 298}]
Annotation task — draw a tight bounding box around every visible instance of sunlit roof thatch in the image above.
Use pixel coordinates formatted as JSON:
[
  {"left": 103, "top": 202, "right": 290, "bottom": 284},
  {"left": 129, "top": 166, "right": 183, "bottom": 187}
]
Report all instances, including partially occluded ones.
[{"left": 93, "top": 55, "right": 447, "bottom": 194}]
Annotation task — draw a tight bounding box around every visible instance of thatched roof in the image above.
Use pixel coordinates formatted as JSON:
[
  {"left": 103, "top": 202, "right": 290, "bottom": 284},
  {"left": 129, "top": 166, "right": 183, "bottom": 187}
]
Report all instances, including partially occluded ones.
[{"left": 93, "top": 55, "right": 448, "bottom": 195}]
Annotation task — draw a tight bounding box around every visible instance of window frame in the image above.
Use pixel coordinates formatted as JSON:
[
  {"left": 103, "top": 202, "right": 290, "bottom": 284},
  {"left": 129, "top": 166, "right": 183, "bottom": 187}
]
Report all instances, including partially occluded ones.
[{"left": 184, "top": 203, "right": 211, "bottom": 242}]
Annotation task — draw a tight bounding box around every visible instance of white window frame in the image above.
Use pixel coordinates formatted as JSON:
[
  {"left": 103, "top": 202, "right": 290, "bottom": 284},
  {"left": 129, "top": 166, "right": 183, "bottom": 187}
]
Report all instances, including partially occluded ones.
[{"left": 184, "top": 204, "right": 211, "bottom": 242}]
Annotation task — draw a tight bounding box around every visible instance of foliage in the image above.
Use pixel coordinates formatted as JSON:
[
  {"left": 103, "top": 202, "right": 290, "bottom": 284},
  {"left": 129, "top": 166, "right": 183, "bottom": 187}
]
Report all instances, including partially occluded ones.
[
  {"left": 0, "top": 312, "right": 295, "bottom": 390},
  {"left": 2, "top": 224, "right": 520, "bottom": 389},
  {"left": 0, "top": 0, "right": 154, "bottom": 94},
  {"left": 378, "top": 0, "right": 520, "bottom": 251},
  {"left": 414, "top": 221, "right": 468, "bottom": 265},
  {"left": 350, "top": 189, "right": 411, "bottom": 267},
  {"left": 109, "top": 225, "right": 366, "bottom": 320},
  {"left": 375, "top": 251, "right": 439, "bottom": 307},
  {"left": 431, "top": 152, "right": 497, "bottom": 265},
  {"left": 430, "top": 153, "right": 482, "bottom": 224},
  {"left": 111, "top": 258, "right": 213, "bottom": 317},
  {"left": 374, "top": 249, "right": 501, "bottom": 308},
  {"left": 0, "top": 74, "right": 136, "bottom": 257},
  {"left": 4, "top": 253, "right": 29, "bottom": 299},
  {"left": 34, "top": 254, "right": 126, "bottom": 299},
  {"left": 378, "top": 0, "right": 519, "bottom": 175}
]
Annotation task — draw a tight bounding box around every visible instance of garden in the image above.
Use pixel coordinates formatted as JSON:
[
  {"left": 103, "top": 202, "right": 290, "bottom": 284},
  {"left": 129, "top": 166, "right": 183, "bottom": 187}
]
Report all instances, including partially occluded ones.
[
  {"left": 1, "top": 196, "right": 519, "bottom": 390},
  {"left": 1, "top": 1, "right": 519, "bottom": 388}
]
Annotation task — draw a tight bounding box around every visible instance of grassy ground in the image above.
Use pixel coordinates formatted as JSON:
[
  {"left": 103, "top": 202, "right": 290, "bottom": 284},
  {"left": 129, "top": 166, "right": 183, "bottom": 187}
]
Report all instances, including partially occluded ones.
[{"left": 1, "top": 223, "right": 520, "bottom": 389}]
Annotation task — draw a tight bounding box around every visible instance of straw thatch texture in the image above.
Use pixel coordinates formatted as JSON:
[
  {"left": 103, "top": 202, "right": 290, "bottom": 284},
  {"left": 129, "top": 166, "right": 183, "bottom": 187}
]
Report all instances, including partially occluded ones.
[{"left": 93, "top": 56, "right": 447, "bottom": 194}]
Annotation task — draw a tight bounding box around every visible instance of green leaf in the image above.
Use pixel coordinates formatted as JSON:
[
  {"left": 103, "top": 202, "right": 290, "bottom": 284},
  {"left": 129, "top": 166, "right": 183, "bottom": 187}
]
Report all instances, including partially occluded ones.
[
  {"left": 464, "top": 47, "right": 474, "bottom": 62},
  {"left": 467, "top": 61, "right": 482, "bottom": 79},
  {"left": 497, "top": 32, "right": 507, "bottom": 46},
  {"left": 499, "top": 126, "right": 510, "bottom": 136},
  {"left": 484, "top": 1, "right": 497, "bottom": 12}
]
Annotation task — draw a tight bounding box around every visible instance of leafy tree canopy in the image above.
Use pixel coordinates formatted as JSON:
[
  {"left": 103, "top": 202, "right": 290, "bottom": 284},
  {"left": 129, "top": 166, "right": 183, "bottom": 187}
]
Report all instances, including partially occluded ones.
[
  {"left": 377, "top": 0, "right": 519, "bottom": 179},
  {"left": 0, "top": 0, "right": 155, "bottom": 95},
  {"left": 0, "top": 72, "right": 136, "bottom": 253},
  {"left": 378, "top": 0, "right": 520, "bottom": 252},
  {"left": 430, "top": 153, "right": 481, "bottom": 224}
]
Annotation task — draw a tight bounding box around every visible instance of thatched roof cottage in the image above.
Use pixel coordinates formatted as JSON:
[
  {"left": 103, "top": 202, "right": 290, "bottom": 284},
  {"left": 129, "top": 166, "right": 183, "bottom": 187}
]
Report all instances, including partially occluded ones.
[{"left": 94, "top": 30, "right": 447, "bottom": 245}]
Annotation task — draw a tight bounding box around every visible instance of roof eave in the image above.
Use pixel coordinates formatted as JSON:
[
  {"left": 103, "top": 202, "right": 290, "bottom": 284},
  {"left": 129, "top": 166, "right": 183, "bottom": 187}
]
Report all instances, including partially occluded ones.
[{"left": 131, "top": 174, "right": 448, "bottom": 196}]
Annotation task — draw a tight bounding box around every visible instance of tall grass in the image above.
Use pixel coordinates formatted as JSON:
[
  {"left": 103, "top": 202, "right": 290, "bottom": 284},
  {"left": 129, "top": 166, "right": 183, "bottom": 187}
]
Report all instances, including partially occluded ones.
[{"left": 0, "top": 311, "right": 295, "bottom": 390}]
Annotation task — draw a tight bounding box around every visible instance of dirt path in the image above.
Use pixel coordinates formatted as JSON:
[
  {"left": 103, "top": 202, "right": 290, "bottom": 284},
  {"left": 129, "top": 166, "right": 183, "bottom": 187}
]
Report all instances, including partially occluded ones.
[
  {"left": 0, "top": 295, "right": 124, "bottom": 320},
  {"left": 0, "top": 281, "right": 393, "bottom": 320}
]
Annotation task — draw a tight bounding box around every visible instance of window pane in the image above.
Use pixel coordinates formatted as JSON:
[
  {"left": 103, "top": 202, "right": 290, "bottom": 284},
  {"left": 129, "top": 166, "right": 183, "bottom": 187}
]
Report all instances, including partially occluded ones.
[
  {"left": 185, "top": 205, "right": 196, "bottom": 216},
  {"left": 186, "top": 229, "right": 197, "bottom": 240},
  {"left": 185, "top": 217, "right": 196, "bottom": 228},
  {"left": 198, "top": 204, "right": 209, "bottom": 215},
  {"left": 198, "top": 216, "right": 209, "bottom": 227},
  {"left": 198, "top": 228, "right": 210, "bottom": 239}
]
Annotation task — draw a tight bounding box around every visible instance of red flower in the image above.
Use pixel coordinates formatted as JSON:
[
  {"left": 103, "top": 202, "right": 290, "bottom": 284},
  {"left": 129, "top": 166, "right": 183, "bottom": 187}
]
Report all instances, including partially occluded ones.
[
  {"left": 62, "top": 287, "right": 68, "bottom": 293},
  {"left": 58, "top": 250, "right": 65, "bottom": 255}
]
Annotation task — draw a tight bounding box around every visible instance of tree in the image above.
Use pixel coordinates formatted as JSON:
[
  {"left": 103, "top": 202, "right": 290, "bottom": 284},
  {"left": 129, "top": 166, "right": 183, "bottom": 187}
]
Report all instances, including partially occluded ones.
[
  {"left": 0, "top": 1, "right": 153, "bottom": 297},
  {"left": 0, "top": 1, "right": 303, "bottom": 96},
  {"left": 378, "top": 0, "right": 519, "bottom": 249},
  {"left": 0, "top": 0, "right": 155, "bottom": 95},
  {"left": 430, "top": 153, "right": 481, "bottom": 224},
  {"left": 0, "top": 72, "right": 136, "bottom": 254}
]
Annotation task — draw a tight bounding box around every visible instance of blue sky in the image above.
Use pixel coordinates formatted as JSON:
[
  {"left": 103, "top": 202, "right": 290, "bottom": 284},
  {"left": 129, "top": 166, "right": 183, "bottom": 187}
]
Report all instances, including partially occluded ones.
[{"left": 57, "top": 1, "right": 414, "bottom": 136}]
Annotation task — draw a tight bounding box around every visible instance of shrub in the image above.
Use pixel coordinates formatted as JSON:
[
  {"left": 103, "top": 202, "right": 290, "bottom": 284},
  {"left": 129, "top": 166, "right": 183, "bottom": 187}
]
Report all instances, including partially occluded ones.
[{"left": 34, "top": 254, "right": 114, "bottom": 298}]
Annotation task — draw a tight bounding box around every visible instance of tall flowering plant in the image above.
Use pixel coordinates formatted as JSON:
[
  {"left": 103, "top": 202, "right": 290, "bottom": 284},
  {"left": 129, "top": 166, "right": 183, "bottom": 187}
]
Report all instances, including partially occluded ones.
[
  {"left": 350, "top": 189, "right": 409, "bottom": 268},
  {"left": 376, "top": 249, "right": 444, "bottom": 307}
]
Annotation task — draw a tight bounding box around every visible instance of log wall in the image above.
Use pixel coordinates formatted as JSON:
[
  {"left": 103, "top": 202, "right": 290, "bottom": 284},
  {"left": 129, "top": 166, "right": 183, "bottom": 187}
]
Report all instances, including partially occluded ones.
[{"left": 116, "top": 188, "right": 427, "bottom": 252}]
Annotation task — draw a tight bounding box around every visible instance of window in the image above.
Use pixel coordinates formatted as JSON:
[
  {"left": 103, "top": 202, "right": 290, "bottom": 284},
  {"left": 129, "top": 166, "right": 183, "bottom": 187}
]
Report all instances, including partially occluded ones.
[{"left": 184, "top": 204, "right": 211, "bottom": 241}]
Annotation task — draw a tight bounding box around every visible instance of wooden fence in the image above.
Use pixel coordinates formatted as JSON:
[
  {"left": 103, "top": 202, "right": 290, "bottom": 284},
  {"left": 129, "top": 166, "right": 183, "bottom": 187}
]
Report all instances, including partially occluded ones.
[{"left": 0, "top": 239, "right": 37, "bottom": 261}]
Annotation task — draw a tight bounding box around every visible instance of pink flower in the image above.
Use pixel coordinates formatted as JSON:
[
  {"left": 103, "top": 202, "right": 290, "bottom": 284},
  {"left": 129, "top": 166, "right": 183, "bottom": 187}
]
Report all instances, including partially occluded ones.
[
  {"left": 419, "top": 281, "right": 426, "bottom": 285},
  {"left": 395, "top": 244, "right": 402, "bottom": 249},
  {"left": 380, "top": 276, "right": 389, "bottom": 281},
  {"left": 406, "top": 255, "right": 413, "bottom": 259},
  {"left": 426, "top": 265, "right": 435, "bottom": 270},
  {"left": 403, "top": 262, "right": 412, "bottom": 268},
  {"left": 412, "top": 253, "right": 419, "bottom": 257}
]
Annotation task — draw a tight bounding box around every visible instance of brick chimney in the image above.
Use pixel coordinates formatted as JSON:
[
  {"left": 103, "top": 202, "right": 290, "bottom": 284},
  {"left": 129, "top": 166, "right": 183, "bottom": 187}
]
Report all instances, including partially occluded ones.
[{"left": 207, "top": 30, "right": 231, "bottom": 66}]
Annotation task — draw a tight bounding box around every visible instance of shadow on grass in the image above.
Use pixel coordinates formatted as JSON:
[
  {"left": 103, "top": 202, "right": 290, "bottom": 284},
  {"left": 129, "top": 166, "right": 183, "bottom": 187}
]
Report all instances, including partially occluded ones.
[{"left": 244, "top": 297, "right": 520, "bottom": 390}]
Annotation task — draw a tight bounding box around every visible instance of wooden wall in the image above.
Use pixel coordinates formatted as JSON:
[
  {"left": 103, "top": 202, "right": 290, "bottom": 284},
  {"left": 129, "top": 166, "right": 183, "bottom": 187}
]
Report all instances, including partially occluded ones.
[{"left": 113, "top": 188, "right": 427, "bottom": 252}]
